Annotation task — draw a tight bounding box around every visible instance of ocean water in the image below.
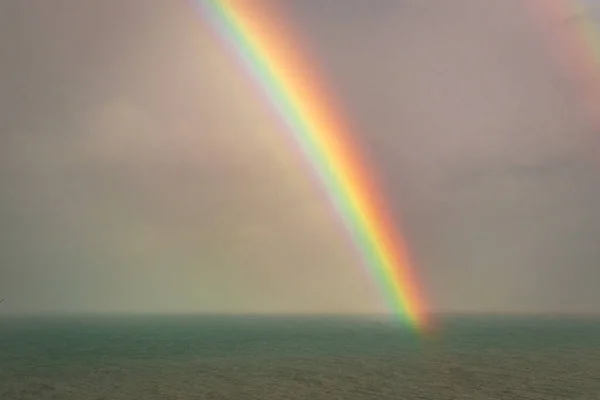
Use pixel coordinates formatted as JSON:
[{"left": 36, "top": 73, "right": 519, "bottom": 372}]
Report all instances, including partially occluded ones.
[{"left": 0, "top": 314, "right": 599, "bottom": 399}]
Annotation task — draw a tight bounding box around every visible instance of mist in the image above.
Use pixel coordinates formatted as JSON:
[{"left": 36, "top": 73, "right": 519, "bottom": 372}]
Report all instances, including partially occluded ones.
[{"left": 1, "top": 0, "right": 600, "bottom": 314}]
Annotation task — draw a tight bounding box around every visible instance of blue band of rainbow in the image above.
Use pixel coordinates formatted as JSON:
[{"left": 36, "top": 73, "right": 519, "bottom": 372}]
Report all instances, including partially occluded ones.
[{"left": 196, "top": 0, "right": 433, "bottom": 333}]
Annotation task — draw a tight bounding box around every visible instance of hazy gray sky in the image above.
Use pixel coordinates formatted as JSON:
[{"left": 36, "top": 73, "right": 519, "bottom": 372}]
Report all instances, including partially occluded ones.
[{"left": 1, "top": 0, "right": 600, "bottom": 314}]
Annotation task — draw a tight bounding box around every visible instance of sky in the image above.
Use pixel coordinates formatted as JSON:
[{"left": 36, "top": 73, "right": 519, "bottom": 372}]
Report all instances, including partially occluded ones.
[{"left": 1, "top": 0, "right": 600, "bottom": 315}]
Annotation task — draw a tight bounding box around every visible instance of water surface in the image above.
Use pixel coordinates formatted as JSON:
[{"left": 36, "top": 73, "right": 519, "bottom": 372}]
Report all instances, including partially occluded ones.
[{"left": 1, "top": 314, "right": 599, "bottom": 399}]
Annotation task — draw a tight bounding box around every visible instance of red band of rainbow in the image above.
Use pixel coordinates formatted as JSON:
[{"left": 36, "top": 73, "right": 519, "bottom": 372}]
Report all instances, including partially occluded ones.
[{"left": 197, "top": 0, "right": 433, "bottom": 332}]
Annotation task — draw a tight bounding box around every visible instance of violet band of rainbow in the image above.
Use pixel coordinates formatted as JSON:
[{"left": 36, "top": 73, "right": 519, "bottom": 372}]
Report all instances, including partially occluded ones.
[{"left": 196, "top": 0, "right": 432, "bottom": 332}]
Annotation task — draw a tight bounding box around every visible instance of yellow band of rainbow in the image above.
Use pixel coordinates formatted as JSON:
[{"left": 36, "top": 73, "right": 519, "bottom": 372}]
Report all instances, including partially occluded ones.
[{"left": 198, "top": 0, "right": 432, "bottom": 333}]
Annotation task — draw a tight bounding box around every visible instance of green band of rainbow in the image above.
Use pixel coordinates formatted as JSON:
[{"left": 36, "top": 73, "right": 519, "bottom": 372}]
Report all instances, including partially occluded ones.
[{"left": 197, "top": 0, "right": 432, "bottom": 332}]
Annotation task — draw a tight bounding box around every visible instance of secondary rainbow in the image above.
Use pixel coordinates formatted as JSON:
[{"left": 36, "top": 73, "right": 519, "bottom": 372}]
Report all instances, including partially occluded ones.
[
  {"left": 527, "top": 0, "right": 600, "bottom": 125},
  {"left": 196, "top": 0, "right": 432, "bottom": 332}
]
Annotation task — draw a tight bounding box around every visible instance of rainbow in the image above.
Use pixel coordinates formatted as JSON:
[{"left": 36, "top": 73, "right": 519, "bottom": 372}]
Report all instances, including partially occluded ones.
[
  {"left": 196, "top": 0, "right": 432, "bottom": 332},
  {"left": 528, "top": 0, "right": 600, "bottom": 125}
]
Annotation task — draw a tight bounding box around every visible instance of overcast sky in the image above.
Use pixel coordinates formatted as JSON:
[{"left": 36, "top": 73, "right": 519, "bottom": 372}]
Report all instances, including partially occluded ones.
[{"left": 1, "top": 0, "right": 600, "bottom": 314}]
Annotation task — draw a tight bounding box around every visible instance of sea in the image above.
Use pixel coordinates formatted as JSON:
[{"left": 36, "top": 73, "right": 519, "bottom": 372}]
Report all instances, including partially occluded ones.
[{"left": 0, "top": 314, "right": 599, "bottom": 399}]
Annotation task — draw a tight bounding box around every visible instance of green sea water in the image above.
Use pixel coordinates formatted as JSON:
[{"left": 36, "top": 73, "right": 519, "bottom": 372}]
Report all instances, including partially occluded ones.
[{"left": 1, "top": 314, "right": 599, "bottom": 399}]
